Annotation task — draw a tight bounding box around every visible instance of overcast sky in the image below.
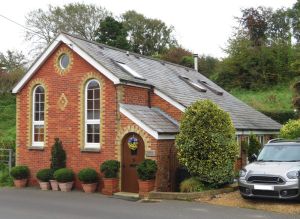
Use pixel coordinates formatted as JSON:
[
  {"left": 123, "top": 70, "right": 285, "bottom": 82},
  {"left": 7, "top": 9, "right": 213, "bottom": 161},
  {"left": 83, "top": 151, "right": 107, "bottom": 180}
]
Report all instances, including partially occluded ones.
[{"left": 0, "top": 0, "right": 296, "bottom": 58}]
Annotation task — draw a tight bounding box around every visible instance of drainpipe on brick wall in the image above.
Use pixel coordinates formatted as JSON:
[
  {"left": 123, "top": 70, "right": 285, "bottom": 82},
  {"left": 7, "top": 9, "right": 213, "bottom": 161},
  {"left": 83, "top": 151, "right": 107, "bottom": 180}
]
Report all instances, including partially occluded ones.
[{"left": 148, "top": 88, "right": 152, "bottom": 108}]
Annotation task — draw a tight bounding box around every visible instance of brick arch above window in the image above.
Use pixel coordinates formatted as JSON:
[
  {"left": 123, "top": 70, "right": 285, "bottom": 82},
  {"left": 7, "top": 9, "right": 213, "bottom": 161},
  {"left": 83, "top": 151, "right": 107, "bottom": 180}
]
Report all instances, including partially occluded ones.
[
  {"left": 26, "top": 79, "right": 48, "bottom": 149},
  {"left": 78, "top": 72, "right": 105, "bottom": 150}
]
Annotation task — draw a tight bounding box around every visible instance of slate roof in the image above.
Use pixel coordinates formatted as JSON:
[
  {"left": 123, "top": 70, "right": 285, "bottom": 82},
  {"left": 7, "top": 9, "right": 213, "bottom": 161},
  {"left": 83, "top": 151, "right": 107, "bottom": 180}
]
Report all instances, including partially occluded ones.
[
  {"left": 23, "top": 32, "right": 282, "bottom": 132},
  {"left": 120, "top": 104, "right": 179, "bottom": 134}
]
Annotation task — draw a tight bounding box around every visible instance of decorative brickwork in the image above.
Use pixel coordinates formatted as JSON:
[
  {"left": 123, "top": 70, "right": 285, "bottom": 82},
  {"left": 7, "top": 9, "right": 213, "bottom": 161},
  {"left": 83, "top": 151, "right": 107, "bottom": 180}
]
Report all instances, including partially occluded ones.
[
  {"left": 57, "top": 93, "right": 68, "bottom": 111},
  {"left": 54, "top": 47, "right": 74, "bottom": 76}
]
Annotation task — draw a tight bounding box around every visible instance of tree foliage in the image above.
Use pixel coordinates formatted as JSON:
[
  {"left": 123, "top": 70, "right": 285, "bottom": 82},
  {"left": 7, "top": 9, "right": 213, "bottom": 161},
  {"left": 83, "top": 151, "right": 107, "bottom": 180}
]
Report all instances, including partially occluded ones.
[
  {"left": 176, "top": 100, "right": 238, "bottom": 187},
  {"left": 25, "top": 3, "right": 112, "bottom": 54},
  {"left": 280, "top": 119, "right": 300, "bottom": 139},
  {"left": 122, "top": 10, "right": 177, "bottom": 55},
  {"left": 50, "top": 138, "right": 66, "bottom": 171},
  {"left": 96, "top": 16, "right": 130, "bottom": 50},
  {"left": 247, "top": 134, "right": 261, "bottom": 162}
]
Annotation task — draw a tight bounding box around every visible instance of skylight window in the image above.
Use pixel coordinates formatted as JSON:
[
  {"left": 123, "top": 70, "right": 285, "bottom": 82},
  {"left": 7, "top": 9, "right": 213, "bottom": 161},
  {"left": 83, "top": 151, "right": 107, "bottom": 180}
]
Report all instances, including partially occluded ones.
[
  {"left": 198, "top": 80, "right": 223, "bottom": 96},
  {"left": 179, "top": 76, "right": 207, "bottom": 92},
  {"left": 116, "top": 62, "right": 145, "bottom": 80}
]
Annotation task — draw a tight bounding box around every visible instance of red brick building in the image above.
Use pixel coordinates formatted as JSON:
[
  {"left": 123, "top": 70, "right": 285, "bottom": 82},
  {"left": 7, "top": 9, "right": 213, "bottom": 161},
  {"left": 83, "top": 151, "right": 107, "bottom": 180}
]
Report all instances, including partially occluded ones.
[{"left": 12, "top": 33, "right": 281, "bottom": 192}]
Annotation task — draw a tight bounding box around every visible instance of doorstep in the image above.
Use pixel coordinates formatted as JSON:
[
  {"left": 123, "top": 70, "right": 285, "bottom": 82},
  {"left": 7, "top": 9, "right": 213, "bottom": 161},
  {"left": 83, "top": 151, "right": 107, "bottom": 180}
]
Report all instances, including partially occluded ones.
[{"left": 113, "top": 192, "right": 140, "bottom": 201}]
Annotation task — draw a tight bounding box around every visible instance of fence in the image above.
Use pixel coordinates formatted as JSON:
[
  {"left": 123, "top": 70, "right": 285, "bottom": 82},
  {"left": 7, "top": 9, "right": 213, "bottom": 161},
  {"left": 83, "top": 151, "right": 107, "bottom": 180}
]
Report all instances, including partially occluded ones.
[{"left": 0, "top": 149, "right": 14, "bottom": 172}]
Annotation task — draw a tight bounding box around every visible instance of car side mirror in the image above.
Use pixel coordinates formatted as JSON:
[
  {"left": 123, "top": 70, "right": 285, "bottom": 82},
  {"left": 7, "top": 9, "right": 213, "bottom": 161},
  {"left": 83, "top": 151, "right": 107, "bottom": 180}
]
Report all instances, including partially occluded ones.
[{"left": 250, "top": 154, "right": 257, "bottom": 163}]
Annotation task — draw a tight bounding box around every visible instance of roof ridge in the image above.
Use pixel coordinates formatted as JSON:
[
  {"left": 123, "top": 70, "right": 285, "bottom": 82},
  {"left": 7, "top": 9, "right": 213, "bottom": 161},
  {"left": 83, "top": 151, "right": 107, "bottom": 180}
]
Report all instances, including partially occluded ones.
[{"left": 61, "top": 31, "right": 199, "bottom": 73}]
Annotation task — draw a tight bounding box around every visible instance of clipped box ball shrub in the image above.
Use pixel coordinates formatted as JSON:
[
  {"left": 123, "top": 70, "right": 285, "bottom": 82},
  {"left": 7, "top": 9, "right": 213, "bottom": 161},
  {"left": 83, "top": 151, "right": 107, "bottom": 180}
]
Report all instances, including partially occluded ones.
[
  {"left": 53, "top": 168, "right": 74, "bottom": 183},
  {"left": 10, "top": 166, "right": 29, "bottom": 180},
  {"left": 136, "top": 159, "right": 157, "bottom": 181},
  {"left": 78, "top": 168, "right": 98, "bottom": 184},
  {"left": 180, "top": 177, "right": 205, "bottom": 193},
  {"left": 36, "top": 169, "right": 54, "bottom": 182},
  {"left": 100, "top": 160, "right": 120, "bottom": 178}
]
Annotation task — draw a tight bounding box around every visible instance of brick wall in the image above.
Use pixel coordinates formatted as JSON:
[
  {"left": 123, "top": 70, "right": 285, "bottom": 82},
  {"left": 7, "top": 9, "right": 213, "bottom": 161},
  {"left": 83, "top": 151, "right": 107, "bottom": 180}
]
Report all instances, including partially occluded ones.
[{"left": 17, "top": 43, "right": 118, "bottom": 189}]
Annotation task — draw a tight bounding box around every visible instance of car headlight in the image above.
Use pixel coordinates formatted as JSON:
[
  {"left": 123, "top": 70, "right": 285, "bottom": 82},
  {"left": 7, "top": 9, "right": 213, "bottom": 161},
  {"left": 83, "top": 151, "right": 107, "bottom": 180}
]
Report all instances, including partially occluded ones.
[
  {"left": 239, "top": 169, "right": 247, "bottom": 177},
  {"left": 287, "top": 171, "right": 300, "bottom": 179}
]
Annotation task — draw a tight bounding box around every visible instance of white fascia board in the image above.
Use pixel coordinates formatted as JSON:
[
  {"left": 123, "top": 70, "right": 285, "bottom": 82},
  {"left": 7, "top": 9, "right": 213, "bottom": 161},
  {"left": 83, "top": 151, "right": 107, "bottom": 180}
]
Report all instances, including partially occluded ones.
[
  {"left": 120, "top": 106, "right": 176, "bottom": 140},
  {"left": 12, "top": 34, "right": 120, "bottom": 93},
  {"left": 153, "top": 89, "right": 186, "bottom": 112},
  {"left": 236, "top": 130, "right": 279, "bottom": 135}
]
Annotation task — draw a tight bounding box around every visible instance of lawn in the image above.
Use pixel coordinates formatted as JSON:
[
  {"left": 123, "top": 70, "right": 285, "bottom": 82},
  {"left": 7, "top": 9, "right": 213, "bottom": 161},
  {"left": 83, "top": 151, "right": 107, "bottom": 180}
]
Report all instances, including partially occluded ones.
[
  {"left": 0, "top": 93, "right": 16, "bottom": 143},
  {"left": 230, "top": 83, "right": 293, "bottom": 112}
]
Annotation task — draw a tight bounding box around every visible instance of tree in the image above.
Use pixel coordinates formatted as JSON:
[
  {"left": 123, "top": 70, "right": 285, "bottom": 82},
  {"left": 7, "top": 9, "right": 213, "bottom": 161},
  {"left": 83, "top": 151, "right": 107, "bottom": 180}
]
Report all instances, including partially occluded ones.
[
  {"left": 122, "top": 10, "right": 178, "bottom": 55},
  {"left": 95, "top": 16, "right": 130, "bottom": 50},
  {"left": 176, "top": 100, "right": 238, "bottom": 187},
  {"left": 50, "top": 138, "right": 66, "bottom": 171},
  {"left": 161, "top": 47, "right": 192, "bottom": 64},
  {"left": 280, "top": 120, "right": 300, "bottom": 139},
  {"left": 25, "top": 3, "right": 112, "bottom": 54},
  {"left": 198, "top": 55, "right": 219, "bottom": 78}
]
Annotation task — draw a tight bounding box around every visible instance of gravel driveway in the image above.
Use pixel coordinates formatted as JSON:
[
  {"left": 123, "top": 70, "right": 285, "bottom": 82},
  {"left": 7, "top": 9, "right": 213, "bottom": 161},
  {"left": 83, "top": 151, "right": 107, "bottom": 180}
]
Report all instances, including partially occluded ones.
[{"left": 0, "top": 188, "right": 298, "bottom": 219}]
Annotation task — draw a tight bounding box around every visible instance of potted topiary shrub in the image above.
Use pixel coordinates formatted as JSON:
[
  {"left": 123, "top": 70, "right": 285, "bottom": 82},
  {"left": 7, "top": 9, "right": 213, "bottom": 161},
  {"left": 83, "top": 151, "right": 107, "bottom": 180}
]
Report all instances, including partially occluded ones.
[
  {"left": 10, "top": 166, "right": 30, "bottom": 188},
  {"left": 50, "top": 138, "right": 66, "bottom": 191},
  {"left": 136, "top": 159, "right": 157, "bottom": 197},
  {"left": 100, "top": 160, "right": 120, "bottom": 195},
  {"left": 53, "top": 168, "right": 74, "bottom": 192},
  {"left": 36, "top": 169, "right": 53, "bottom": 191},
  {"left": 78, "top": 168, "right": 99, "bottom": 193}
]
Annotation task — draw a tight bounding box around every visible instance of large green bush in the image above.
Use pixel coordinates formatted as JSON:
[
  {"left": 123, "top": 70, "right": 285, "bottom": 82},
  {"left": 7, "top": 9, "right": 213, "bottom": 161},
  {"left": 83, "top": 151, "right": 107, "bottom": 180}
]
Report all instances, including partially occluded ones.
[
  {"left": 100, "top": 160, "right": 120, "bottom": 178},
  {"left": 78, "top": 168, "right": 98, "bottom": 184},
  {"left": 0, "top": 163, "right": 13, "bottom": 187},
  {"left": 10, "top": 166, "right": 29, "bottom": 180},
  {"left": 50, "top": 138, "right": 66, "bottom": 171},
  {"left": 53, "top": 168, "right": 74, "bottom": 183},
  {"left": 180, "top": 177, "right": 205, "bottom": 193},
  {"left": 176, "top": 100, "right": 238, "bottom": 187},
  {"left": 136, "top": 159, "right": 157, "bottom": 181},
  {"left": 36, "top": 169, "right": 54, "bottom": 182},
  {"left": 280, "top": 119, "right": 300, "bottom": 139}
]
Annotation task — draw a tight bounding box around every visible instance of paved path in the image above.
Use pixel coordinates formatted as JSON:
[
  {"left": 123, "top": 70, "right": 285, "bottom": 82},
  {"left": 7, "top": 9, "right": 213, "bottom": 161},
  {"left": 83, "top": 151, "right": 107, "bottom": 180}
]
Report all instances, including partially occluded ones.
[{"left": 0, "top": 188, "right": 298, "bottom": 219}]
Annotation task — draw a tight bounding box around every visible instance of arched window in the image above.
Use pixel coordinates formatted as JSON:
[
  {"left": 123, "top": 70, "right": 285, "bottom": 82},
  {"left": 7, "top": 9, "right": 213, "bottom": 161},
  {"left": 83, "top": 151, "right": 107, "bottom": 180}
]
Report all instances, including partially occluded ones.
[
  {"left": 85, "top": 80, "right": 100, "bottom": 148},
  {"left": 32, "top": 85, "right": 45, "bottom": 147}
]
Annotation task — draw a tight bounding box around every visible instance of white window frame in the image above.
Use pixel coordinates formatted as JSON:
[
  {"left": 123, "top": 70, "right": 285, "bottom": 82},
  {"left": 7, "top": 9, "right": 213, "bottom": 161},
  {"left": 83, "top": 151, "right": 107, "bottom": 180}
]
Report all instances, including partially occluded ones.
[
  {"left": 84, "top": 79, "right": 101, "bottom": 149},
  {"left": 32, "top": 85, "right": 45, "bottom": 147}
]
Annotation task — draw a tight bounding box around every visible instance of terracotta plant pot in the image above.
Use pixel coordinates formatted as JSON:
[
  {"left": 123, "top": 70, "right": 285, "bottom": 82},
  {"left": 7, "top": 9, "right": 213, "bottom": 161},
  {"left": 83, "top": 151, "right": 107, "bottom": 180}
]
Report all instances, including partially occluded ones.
[
  {"left": 138, "top": 179, "right": 155, "bottom": 198},
  {"left": 102, "top": 178, "right": 119, "bottom": 195},
  {"left": 82, "top": 183, "right": 98, "bottom": 193},
  {"left": 14, "top": 179, "right": 27, "bottom": 188},
  {"left": 49, "top": 180, "right": 59, "bottom": 191},
  {"left": 58, "top": 182, "right": 74, "bottom": 192},
  {"left": 39, "top": 181, "right": 50, "bottom": 191}
]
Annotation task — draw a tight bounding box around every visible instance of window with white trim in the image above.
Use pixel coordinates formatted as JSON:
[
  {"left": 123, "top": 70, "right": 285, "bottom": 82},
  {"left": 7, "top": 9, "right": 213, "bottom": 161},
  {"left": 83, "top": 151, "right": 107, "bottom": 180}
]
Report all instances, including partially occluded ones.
[
  {"left": 85, "top": 80, "right": 100, "bottom": 148},
  {"left": 32, "top": 85, "right": 45, "bottom": 147}
]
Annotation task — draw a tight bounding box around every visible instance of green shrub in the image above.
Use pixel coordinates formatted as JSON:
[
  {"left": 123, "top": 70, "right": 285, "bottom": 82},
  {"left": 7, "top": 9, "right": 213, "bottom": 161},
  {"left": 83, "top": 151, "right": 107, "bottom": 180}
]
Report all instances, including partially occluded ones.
[
  {"left": 36, "top": 169, "right": 53, "bottom": 182},
  {"left": 280, "top": 119, "right": 300, "bottom": 139},
  {"left": 0, "top": 164, "right": 13, "bottom": 187},
  {"left": 53, "top": 168, "right": 74, "bottom": 183},
  {"left": 247, "top": 134, "right": 261, "bottom": 162},
  {"left": 50, "top": 138, "right": 66, "bottom": 171},
  {"left": 180, "top": 177, "right": 205, "bottom": 193},
  {"left": 175, "top": 167, "right": 191, "bottom": 192},
  {"left": 78, "top": 168, "right": 98, "bottom": 184},
  {"left": 10, "top": 166, "right": 29, "bottom": 180},
  {"left": 100, "top": 160, "right": 120, "bottom": 178},
  {"left": 176, "top": 100, "right": 238, "bottom": 187},
  {"left": 136, "top": 159, "right": 157, "bottom": 181}
]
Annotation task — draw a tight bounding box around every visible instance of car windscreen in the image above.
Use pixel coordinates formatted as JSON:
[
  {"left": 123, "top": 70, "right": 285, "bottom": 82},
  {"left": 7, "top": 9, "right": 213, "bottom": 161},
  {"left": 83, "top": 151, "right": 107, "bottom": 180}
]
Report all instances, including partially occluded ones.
[{"left": 257, "top": 145, "right": 300, "bottom": 162}]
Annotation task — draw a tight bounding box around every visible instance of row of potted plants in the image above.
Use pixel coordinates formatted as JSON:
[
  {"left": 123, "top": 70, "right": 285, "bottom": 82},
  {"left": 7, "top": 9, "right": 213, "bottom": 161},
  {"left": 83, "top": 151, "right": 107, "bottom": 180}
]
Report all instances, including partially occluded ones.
[{"left": 10, "top": 159, "right": 158, "bottom": 196}]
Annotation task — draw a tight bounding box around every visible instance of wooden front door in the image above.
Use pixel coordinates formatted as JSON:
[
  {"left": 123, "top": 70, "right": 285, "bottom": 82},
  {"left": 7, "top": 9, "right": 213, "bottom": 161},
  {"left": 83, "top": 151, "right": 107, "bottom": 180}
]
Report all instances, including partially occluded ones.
[{"left": 121, "top": 133, "right": 145, "bottom": 193}]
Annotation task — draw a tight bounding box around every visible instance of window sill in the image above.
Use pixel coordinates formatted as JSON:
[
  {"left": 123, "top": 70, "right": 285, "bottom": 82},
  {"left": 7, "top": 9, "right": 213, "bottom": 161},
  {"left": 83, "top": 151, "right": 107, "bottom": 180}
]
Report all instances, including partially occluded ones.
[
  {"left": 81, "top": 148, "right": 101, "bottom": 153},
  {"left": 28, "top": 146, "right": 44, "bottom": 151}
]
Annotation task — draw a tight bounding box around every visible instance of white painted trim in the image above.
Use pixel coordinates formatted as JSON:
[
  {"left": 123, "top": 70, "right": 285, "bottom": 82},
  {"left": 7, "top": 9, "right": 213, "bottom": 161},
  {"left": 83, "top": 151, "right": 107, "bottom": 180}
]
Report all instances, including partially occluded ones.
[
  {"left": 153, "top": 89, "right": 186, "bottom": 112},
  {"left": 32, "top": 85, "right": 45, "bottom": 147},
  {"left": 236, "top": 130, "right": 279, "bottom": 135},
  {"left": 84, "top": 79, "right": 101, "bottom": 149},
  {"left": 120, "top": 106, "right": 176, "bottom": 140},
  {"left": 12, "top": 34, "right": 120, "bottom": 93}
]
